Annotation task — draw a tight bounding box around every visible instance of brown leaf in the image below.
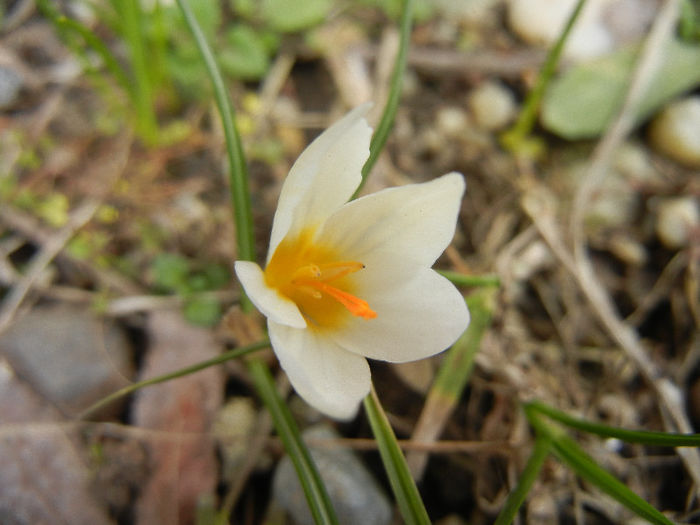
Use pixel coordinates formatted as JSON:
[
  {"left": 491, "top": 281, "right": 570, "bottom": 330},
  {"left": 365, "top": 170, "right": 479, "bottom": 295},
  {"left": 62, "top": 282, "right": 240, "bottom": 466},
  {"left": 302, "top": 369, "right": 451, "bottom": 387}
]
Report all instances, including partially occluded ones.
[{"left": 132, "top": 311, "right": 224, "bottom": 525}]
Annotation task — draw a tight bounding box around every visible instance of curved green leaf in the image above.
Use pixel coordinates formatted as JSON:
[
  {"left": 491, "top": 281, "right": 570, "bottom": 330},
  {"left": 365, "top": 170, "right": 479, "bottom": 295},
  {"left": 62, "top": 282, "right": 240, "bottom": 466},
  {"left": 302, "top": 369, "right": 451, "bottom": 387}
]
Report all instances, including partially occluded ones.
[
  {"left": 494, "top": 436, "right": 552, "bottom": 525},
  {"left": 527, "top": 401, "right": 700, "bottom": 447},
  {"left": 542, "top": 39, "right": 700, "bottom": 139},
  {"left": 248, "top": 359, "right": 338, "bottom": 525},
  {"left": 364, "top": 387, "right": 431, "bottom": 525},
  {"left": 552, "top": 435, "right": 675, "bottom": 525}
]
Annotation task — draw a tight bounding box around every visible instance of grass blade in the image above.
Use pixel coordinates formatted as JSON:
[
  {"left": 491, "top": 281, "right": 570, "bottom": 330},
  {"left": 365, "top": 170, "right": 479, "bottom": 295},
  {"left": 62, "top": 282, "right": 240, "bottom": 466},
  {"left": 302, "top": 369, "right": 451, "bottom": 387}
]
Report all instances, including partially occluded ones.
[
  {"left": 501, "top": 0, "right": 587, "bottom": 155},
  {"left": 438, "top": 270, "right": 500, "bottom": 288},
  {"left": 247, "top": 359, "right": 339, "bottom": 525},
  {"left": 36, "top": 0, "right": 133, "bottom": 96},
  {"left": 528, "top": 401, "right": 700, "bottom": 447},
  {"left": 551, "top": 435, "right": 675, "bottom": 525},
  {"left": 175, "top": 0, "right": 256, "bottom": 268},
  {"left": 525, "top": 406, "right": 675, "bottom": 525},
  {"left": 364, "top": 385, "right": 431, "bottom": 525},
  {"left": 407, "top": 290, "right": 495, "bottom": 478},
  {"left": 353, "top": 0, "right": 414, "bottom": 197},
  {"left": 113, "top": 0, "right": 159, "bottom": 144},
  {"left": 494, "top": 435, "right": 552, "bottom": 525},
  {"left": 78, "top": 339, "right": 269, "bottom": 420}
]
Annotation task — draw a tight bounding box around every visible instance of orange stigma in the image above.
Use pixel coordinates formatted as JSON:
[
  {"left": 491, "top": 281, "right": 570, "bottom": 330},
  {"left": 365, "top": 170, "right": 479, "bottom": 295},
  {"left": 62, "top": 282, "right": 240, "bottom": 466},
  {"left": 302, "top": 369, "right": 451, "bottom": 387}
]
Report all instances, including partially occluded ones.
[{"left": 291, "top": 261, "right": 377, "bottom": 320}]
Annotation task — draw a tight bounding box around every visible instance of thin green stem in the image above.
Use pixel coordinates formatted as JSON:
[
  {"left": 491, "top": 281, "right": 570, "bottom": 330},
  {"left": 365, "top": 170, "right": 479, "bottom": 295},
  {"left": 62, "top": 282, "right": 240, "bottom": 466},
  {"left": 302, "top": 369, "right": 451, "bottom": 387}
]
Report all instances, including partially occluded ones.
[
  {"left": 364, "top": 385, "right": 431, "bottom": 525},
  {"left": 494, "top": 435, "right": 552, "bottom": 525},
  {"left": 501, "top": 0, "right": 587, "bottom": 155},
  {"left": 438, "top": 270, "right": 500, "bottom": 288},
  {"left": 247, "top": 359, "right": 338, "bottom": 525},
  {"left": 432, "top": 290, "right": 494, "bottom": 398},
  {"left": 37, "top": 0, "right": 133, "bottom": 96},
  {"left": 524, "top": 405, "right": 675, "bottom": 525},
  {"left": 118, "top": 0, "right": 159, "bottom": 145},
  {"left": 527, "top": 401, "right": 700, "bottom": 447},
  {"left": 550, "top": 435, "right": 674, "bottom": 525},
  {"left": 78, "top": 339, "right": 269, "bottom": 420},
  {"left": 353, "top": 0, "right": 414, "bottom": 198},
  {"left": 175, "top": 0, "right": 256, "bottom": 303}
]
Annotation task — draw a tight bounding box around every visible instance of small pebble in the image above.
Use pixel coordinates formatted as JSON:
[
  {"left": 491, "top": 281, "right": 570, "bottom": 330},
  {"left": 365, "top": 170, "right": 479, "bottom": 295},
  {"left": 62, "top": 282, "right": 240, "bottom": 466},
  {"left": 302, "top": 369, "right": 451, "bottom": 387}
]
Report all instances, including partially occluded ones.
[
  {"left": 213, "top": 398, "right": 259, "bottom": 480},
  {"left": 608, "top": 234, "right": 647, "bottom": 266},
  {"left": 467, "top": 82, "right": 517, "bottom": 131},
  {"left": 435, "top": 106, "right": 469, "bottom": 137},
  {"left": 0, "top": 305, "right": 133, "bottom": 416},
  {"left": 655, "top": 196, "right": 699, "bottom": 249},
  {"left": 506, "top": 0, "right": 613, "bottom": 61},
  {"left": 614, "top": 141, "right": 661, "bottom": 185},
  {"left": 0, "top": 66, "right": 23, "bottom": 109},
  {"left": 649, "top": 96, "right": 700, "bottom": 168}
]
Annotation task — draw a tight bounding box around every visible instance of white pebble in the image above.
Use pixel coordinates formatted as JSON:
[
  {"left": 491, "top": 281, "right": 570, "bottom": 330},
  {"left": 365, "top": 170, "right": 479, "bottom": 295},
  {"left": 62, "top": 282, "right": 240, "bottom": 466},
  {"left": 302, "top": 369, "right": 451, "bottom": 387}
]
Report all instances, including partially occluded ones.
[
  {"left": 655, "top": 196, "right": 699, "bottom": 249},
  {"left": 435, "top": 106, "right": 469, "bottom": 137},
  {"left": 467, "top": 82, "right": 517, "bottom": 131},
  {"left": 506, "top": 0, "right": 614, "bottom": 61},
  {"left": 649, "top": 96, "right": 700, "bottom": 168}
]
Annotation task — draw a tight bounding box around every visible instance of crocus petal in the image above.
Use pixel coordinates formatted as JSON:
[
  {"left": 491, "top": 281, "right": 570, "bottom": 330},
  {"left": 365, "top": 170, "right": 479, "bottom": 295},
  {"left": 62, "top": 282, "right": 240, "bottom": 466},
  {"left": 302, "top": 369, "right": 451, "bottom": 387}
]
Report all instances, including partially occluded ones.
[
  {"left": 267, "top": 103, "right": 372, "bottom": 260},
  {"left": 268, "top": 320, "right": 371, "bottom": 420},
  {"left": 317, "top": 172, "right": 465, "bottom": 269},
  {"left": 234, "top": 261, "right": 306, "bottom": 329},
  {"left": 329, "top": 265, "right": 469, "bottom": 363}
]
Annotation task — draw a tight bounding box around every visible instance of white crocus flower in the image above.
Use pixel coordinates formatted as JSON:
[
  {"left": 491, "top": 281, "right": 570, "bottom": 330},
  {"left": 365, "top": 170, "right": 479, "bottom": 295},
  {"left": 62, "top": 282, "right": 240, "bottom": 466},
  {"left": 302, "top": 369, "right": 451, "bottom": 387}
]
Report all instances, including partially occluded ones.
[{"left": 235, "top": 104, "right": 469, "bottom": 420}]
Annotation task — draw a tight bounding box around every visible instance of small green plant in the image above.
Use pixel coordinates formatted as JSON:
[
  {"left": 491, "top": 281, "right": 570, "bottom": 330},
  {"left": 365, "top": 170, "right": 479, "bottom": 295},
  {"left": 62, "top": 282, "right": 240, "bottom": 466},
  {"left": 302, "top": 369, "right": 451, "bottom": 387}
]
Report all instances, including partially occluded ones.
[{"left": 151, "top": 253, "right": 230, "bottom": 326}]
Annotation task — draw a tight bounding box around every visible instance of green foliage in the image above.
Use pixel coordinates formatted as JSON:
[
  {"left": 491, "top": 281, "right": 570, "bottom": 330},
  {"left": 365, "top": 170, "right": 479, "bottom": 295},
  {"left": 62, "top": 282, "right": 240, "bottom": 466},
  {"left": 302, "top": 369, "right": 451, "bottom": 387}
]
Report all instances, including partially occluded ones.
[
  {"left": 151, "top": 253, "right": 230, "bottom": 326},
  {"left": 541, "top": 38, "right": 700, "bottom": 139},
  {"left": 679, "top": 0, "right": 700, "bottom": 42},
  {"left": 152, "top": 253, "right": 191, "bottom": 291},
  {"left": 261, "top": 0, "right": 333, "bottom": 32},
  {"left": 247, "top": 359, "right": 339, "bottom": 525},
  {"left": 364, "top": 388, "right": 431, "bottom": 525},
  {"left": 183, "top": 296, "right": 222, "bottom": 327},
  {"left": 358, "top": 0, "right": 434, "bottom": 21},
  {"left": 219, "top": 25, "right": 271, "bottom": 80},
  {"left": 495, "top": 402, "right": 697, "bottom": 524}
]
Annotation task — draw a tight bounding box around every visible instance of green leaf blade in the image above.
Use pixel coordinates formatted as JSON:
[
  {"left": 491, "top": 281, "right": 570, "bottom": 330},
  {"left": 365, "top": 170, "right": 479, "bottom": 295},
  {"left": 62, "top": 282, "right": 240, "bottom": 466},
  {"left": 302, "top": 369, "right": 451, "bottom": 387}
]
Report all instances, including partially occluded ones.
[
  {"left": 527, "top": 401, "right": 700, "bottom": 447},
  {"left": 248, "top": 359, "right": 339, "bottom": 525},
  {"left": 541, "top": 39, "right": 700, "bottom": 139},
  {"left": 364, "top": 387, "right": 431, "bottom": 525},
  {"left": 494, "top": 436, "right": 552, "bottom": 525},
  {"left": 552, "top": 436, "right": 675, "bottom": 525}
]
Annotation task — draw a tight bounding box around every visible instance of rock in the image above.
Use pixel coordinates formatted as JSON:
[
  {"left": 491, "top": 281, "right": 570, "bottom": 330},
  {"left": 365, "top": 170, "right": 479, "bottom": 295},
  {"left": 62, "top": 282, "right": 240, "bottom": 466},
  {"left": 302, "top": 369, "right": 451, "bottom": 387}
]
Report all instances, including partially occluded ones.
[
  {"left": 0, "top": 305, "right": 133, "bottom": 417},
  {"left": 0, "top": 359, "right": 113, "bottom": 525},
  {"left": 467, "top": 82, "right": 517, "bottom": 131},
  {"left": 506, "top": 0, "right": 613, "bottom": 61},
  {"left": 435, "top": 106, "right": 469, "bottom": 137},
  {"left": 272, "top": 425, "right": 392, "bottom": 525},
  {"left": 613, "top": 141, "right": 661, "bottom": 185},
  {"left": 0, "top": 66, "right": 22, "bottom": 109},
  {"left": 655, "top": 196, "right": 699, "bottom": 249},
  {"left": 649, "top": 96, "right": 700, "bottom": 168},
  {"left": 213, "top": 397, "right": 258, "bottom": 481}
]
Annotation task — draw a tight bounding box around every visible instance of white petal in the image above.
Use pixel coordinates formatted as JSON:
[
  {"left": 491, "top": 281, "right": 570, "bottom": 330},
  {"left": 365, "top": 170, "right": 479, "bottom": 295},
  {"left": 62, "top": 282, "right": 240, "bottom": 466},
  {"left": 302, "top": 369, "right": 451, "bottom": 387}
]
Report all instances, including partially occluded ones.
[
  {"left": 234, "top": 261, "right": 306, "bottom": 329},
  {"left": 267, "top": 104, "right": 373, "bottom": 260},
  {"left": 268, "top": 321, "right": 371, "bottom": 420},
  {"left": 318, "top": 173, "right": 465, "bottom": 269},
  {"left": 329, "top": 265, "right": 469, "bottom": 363}
]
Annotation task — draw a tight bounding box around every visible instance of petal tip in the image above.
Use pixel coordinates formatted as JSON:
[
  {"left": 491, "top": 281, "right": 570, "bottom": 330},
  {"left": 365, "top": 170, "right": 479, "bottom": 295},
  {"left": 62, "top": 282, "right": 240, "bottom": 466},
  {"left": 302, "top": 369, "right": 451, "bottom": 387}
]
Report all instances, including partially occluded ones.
[{"left": 440, "top": 171, "right": 467, "bottom": 195}]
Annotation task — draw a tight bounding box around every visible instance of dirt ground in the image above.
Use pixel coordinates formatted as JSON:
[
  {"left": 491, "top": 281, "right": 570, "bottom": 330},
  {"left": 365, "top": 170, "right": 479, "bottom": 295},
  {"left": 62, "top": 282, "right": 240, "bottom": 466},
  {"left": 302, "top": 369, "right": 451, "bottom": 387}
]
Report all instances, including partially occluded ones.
[{"left": 0, "top": 1, "right": 698, "bottom": 524}]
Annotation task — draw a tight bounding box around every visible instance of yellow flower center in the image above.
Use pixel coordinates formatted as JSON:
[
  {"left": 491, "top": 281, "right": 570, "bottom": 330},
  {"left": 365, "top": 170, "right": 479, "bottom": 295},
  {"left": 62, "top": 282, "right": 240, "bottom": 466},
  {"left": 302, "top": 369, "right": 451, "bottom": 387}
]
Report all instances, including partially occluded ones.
[{"left": 264, "top": 229, "right": 377, "bottom": 328}]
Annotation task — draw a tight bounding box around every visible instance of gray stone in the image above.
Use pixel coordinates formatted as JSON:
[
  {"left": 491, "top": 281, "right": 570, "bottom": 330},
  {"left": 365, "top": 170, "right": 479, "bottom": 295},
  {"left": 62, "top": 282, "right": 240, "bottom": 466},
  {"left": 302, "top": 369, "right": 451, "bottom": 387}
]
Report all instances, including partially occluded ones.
[
  {"left": 0, "top": 305, "right": 133, "bottom": 416},
  {"left": 272, "top": 425, "right": 392, "bottom": 525},
  {"left": 0, "top": 66, "right": 22, "bottom": 109}
]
